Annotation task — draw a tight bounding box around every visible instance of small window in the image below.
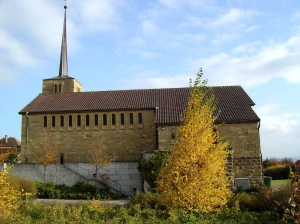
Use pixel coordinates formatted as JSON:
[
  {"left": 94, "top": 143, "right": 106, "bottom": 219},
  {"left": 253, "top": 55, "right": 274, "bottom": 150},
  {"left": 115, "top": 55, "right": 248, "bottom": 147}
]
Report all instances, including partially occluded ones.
[
  {"left": 103, "top": 114, "right": 107, "bottom": 125},
  {"left": 69, "top": 115, "right": 72, "bottom": 126},
  {"left": 171, "top": 128, "right": 176, "bottom": 139},
  {"left": 112, "top": 114, "right": 116, "bottom": 125},
  {"left": 43, "top": 116, "right": 47, "bottom": 127},
  {"left": 59, "top": 84, "right": 62, "bottom": 92},
  {"left": 86, "top": 115, "right": 90, "bottom": 126},
  {"left": 129, "top": 113, "right": 133, "bottom": 124},
  {"left": 77, "top": 115, "right": 81, "bottom": 126},
  {"left": 54, "top": 84, "right": 57, "bottom": 93},
  {"left": 60, "top": 115, "right": 64, "bottom": 127},
  {"left": 94, "top": 114, "right": 98, "bottom": 126},
  {"left": 52, "top": 116, "right": 55, "bottom": 127},
  {"left": 120, "top": 113, "right": 124, "bottom": 125},
  {"left": 138, "top": 113, "right": 142, "bottom": 124}
]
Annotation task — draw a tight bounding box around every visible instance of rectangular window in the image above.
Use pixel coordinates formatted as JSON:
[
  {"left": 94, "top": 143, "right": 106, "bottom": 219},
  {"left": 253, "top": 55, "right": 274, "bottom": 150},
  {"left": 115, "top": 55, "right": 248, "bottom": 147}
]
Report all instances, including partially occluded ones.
[
  {"left": 129, "top": 113, "right": 133, "bottom": 124},
  {"left": 86, "top": 115, "right": 90, "bottom": 126},
  {"left": 94, "top": 114, "right": 98, "bottom": 126},
  {"left": 77, "top": 115, "right": 81, "bottom": 126},
  {"left": 69, "top": 115, "right": 72, "bottom": 126},
  {"left": 138, "top": 113, "right": 142, "bottom": 124},
  {"left": 112, "top": 114, "right": 116, "bottom": 125},
  {"left": 121, "top": 113, "right": 124, "bottom": 125},
  {"left": 52, "top": 116, "right": 55, "bottom": 127},
  {"left": 60, "top": 115, "right": 64, "bottom": 127},
  {"left": 44, "top": 116, "right": 47, "bottom": 127},
  {"left": 103, "top": 114, "right": 107, "bottom": 125}
]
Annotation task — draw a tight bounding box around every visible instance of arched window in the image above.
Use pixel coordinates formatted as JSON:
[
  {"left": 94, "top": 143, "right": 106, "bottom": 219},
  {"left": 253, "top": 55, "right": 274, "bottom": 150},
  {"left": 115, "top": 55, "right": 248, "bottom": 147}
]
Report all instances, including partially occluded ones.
[
  {"left": 86, "top": 115, "right": 90, "bottom": 126},
  {"left": 120, "top": 113, "right": 124, "bottom": 125},
  {"left": 60, "top": 115, "right": 64, "bottom": 127},
  {"left": 52, "top": 116, "right": 55, "bottom": 127},
  {"left": 171, "top": 128, "right": 176, "bottom": 139},
  {"left": 138, "top": 113, "right": 142, "bottom": 124},
  {"left": 69, "top": 115, "right": 72, "bottom": 126},
  {"left": 103, "top": 114, "right": 107, "bottom": 125},
  {"left": 77, "top": 115, "right": 81, "bottom": 126},
  {"left": 59, "top": 84, "right": 62, "bottom": 92},
  {"left": 129, "top": 113, "right": 133, "bottom": 124},
  {"left": 112, "top": 114, "right": 116, "bottom": 125},
  {"left": 94, "top": 114, "right": 98, "bottom": 126},
  {"left": 43, "top": 116, "right": 47, "bottom": 127}
]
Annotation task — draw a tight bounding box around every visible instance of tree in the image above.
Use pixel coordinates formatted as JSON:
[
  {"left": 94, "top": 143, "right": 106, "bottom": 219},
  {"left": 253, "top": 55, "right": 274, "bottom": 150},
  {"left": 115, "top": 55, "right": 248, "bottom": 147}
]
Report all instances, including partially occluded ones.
[
  {"left": 0, "top": 142, "right": 9, "bottom": 163},
  {"left": 0, "top": 168, "right": 19, "bottom": 222},
  {"left": 87, "top": 137, "right": 113, "bottom": 185},
  {"left": 34, "top": 133, "right": 59, "bottom": 185},
  {"left": 157, "top": 68, "right": 232, "bottom": 212}
]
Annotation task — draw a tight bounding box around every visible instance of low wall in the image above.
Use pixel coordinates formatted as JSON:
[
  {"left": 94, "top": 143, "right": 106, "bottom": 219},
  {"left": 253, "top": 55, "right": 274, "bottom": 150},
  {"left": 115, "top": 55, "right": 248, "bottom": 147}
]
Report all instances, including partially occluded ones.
[{"left": 3, "top": 162, "right": 142, "bottom": 196}]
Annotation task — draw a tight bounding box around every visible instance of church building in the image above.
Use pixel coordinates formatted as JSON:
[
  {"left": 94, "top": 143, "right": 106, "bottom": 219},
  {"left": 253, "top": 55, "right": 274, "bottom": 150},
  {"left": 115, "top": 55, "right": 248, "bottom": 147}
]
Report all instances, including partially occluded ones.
[{"left": 18, "top": 5, "right": 263, "bottom": 194}]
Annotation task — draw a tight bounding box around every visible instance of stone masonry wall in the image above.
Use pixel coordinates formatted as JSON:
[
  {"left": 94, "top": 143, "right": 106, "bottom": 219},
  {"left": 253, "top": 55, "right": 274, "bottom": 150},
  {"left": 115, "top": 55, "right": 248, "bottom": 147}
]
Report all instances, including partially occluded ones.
[
  {"left": 218, "top": 123, "right": 263, "bottom": 187},
  {"left": 42, "top": 78, "right": 82, "bottom": 93},
  {"left": 20, "top": 110, "right": 156, "bottom": 163}
]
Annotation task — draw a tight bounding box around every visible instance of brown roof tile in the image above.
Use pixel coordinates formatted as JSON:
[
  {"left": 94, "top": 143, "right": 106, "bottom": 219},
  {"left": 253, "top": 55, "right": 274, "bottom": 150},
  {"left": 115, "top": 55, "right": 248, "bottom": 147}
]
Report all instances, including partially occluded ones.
[{"left": 19, "top": 86, "right": 260, "bottom": 124}]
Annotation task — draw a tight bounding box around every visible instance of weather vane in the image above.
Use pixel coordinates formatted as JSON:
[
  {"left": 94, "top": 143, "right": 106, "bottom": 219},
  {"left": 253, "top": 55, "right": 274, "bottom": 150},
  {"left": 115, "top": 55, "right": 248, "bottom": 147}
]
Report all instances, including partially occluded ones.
[{"left": 64, "top": 0, "right": 67, "bottom": 9}]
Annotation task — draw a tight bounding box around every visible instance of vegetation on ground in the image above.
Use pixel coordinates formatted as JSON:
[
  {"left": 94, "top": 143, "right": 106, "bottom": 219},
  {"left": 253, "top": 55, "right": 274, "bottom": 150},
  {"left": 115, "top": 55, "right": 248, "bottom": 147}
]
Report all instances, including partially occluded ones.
[
  {"left": 157, "top": 69, "right": 232, "bottom": 212},
  {"left": 35, "top": 181, "right": 120, "bottom": 200}
]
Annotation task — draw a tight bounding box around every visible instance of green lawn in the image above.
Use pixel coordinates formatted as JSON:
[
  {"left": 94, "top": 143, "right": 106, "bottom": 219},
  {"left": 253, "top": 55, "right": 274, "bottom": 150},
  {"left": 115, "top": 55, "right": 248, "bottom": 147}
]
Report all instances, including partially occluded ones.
[{"left": 271, "top": 179, "right": 289, "bottom": 187}]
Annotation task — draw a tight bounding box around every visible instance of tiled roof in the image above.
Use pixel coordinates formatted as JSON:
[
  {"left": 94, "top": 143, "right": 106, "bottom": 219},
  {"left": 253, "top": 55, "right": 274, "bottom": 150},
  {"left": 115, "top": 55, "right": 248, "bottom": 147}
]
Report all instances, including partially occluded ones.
[
  {"left": 19, "top": 86, "right": 260, "bottom": 124},
  {"left": 0, "top": 136, "right": 21, "bottom": 146}
]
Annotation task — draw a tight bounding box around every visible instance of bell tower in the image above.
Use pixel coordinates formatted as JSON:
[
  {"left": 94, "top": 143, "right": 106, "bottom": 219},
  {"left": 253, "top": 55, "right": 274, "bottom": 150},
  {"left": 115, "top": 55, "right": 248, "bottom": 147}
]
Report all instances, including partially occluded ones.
[{"left": 42, "top": 3, "right": 82, "bottom": 94}]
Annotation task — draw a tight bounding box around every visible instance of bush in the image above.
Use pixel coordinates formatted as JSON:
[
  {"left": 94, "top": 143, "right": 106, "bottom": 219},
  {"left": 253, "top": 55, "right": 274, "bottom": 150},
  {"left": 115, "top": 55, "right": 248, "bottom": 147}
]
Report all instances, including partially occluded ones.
[
  {"left": 8, "top": 175, "right": 37, "bottom": 197},
  {"left": 264, "top": 165, "right": 289, "bottom": 180},
  {"left": 35, "top": 181, "right": 120, "bottom": 200},
  {"left": 128, "top": 191, "right": 167, "bottom": 210}
]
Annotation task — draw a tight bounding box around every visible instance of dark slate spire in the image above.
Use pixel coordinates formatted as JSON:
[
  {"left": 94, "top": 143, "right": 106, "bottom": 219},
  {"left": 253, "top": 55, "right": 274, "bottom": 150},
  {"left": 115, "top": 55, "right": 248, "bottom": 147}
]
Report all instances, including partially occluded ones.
[{"left": 58, "top": 3, "right": 68, "bottom": 77}]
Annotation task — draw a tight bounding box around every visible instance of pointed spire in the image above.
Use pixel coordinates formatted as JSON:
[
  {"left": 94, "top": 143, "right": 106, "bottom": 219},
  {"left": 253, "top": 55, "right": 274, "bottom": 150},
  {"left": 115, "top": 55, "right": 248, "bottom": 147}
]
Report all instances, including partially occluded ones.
[{"left": 59, "top": 3, "right": 68, "bottom": 77}]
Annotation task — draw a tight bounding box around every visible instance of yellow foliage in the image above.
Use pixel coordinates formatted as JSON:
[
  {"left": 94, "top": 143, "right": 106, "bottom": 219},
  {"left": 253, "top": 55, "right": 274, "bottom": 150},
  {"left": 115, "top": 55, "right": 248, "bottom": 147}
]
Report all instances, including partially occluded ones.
[
  {"left": 157, "top": 69, "right": 232, "bottom": 212},
  {"left": 0, "top": 168, "right": 19, "bottom": 222}
]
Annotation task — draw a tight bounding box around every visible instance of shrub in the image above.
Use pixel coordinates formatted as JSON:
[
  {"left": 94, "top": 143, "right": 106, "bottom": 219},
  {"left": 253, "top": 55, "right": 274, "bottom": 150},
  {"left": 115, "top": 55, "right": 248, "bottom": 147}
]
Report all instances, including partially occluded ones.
[
  {"left": 264, "top": 165, "right": 289, "bottom": 180},
  {"left": 8, "top": 175, "right": 37, "bottom": 197},
  {"left": 128, "top": 191, "right": 167, "bottom": 210}
]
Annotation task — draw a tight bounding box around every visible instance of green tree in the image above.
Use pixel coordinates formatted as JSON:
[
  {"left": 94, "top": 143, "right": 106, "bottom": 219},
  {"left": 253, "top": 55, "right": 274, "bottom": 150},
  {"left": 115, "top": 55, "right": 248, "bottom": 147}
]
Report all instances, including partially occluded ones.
[{"left": 157, "top": 68, "right": 232, "bottom": 212}]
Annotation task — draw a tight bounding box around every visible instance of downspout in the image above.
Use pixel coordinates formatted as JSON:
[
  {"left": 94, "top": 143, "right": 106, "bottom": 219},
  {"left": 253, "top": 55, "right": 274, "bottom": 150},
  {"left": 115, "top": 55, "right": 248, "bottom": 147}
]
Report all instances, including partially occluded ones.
[{"left": 26, "top": 112, "right": 29, "bottom": 163}]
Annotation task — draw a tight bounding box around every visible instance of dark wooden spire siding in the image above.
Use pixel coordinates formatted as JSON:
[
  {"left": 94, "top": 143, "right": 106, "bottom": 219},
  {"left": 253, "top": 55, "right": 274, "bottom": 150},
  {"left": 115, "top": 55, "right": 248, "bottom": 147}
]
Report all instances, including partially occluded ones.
[{"left": 19, "top": 86, "right": 260, "bottom": 124}]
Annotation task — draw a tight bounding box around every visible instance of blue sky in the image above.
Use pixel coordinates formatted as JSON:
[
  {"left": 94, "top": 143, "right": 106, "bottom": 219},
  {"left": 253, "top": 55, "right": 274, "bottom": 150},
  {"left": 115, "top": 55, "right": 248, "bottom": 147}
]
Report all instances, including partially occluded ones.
[{"left": 0, "top": 0, "right": 299, "bottom": 159}]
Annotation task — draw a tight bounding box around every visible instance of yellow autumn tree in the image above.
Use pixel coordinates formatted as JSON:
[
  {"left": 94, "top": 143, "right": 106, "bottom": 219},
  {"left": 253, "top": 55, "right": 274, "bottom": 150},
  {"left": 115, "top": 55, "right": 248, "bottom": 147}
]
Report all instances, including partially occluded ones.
[
  {"left": 35, "top": 133, "right": 59, "bottom": 185},
  {"left": 0, "top": 168, "right": 19, "bottom": 222},
  {"left": 157, "top": 68, "right": 232, "bottom": 212}
]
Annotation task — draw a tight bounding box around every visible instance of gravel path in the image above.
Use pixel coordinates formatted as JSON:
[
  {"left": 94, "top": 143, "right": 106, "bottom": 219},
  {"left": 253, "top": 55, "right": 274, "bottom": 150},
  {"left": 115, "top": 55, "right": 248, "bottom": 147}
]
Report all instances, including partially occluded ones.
[{"left": 33, "top": 199, "right": 129, "bottom": 207}]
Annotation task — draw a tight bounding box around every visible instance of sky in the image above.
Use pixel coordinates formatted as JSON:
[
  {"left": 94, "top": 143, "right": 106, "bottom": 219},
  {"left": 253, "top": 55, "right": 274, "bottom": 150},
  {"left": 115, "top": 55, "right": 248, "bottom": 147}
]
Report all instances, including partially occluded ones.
[{"left": 0, "top": 0, "right": 299, "bottom": 159}]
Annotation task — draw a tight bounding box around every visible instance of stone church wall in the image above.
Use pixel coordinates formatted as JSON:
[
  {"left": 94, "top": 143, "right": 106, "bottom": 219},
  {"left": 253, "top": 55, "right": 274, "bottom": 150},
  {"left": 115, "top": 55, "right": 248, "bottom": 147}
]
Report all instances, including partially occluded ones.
[{"left": 20, "top": 110, "right": 156, "bottom": 163}]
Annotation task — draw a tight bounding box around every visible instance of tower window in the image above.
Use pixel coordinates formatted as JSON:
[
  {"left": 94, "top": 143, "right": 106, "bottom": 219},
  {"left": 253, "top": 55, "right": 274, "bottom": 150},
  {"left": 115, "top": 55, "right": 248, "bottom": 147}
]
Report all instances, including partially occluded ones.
[
  {"left": 129, "top": 113, "right": 133, "bottom": 124},
  {"left": 138, "top": 113, "right": 143, "bottom": 124},
  {"left": 60, "top": 115, "right": 64, "bottom": 127},
  {"left": 120, "top": 113, "right": 124, "bottom": 125},
  {"left": 94, "top": 114, "right": 98, "bottom": 126},
  {"left": 77, "top": 115, "right": 81, "bottom": 126},
  {"left": 69, "top": 115, "right": 72, "bottom": 126},
  {"left": 44, "top": 116, "right": 47, "bottom": 127},
  {"left": 52, "top": 116, "right": 55, "bottom": 127},
  {"left": 103, "top": 114, "right": 107, "bottom": 125},
  {"left": 112, "top": 114, "right": 116, "bottom": 125},
  {"left": 86, "top": 115, "right": 90, "bottom": 126}
]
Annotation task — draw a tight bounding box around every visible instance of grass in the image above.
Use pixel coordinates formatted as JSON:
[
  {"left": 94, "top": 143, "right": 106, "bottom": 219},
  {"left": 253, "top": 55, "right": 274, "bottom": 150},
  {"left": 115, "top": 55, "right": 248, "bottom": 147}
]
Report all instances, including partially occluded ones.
[{"left": 272, "top": 179, "right": 289, "bottom": 187}]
